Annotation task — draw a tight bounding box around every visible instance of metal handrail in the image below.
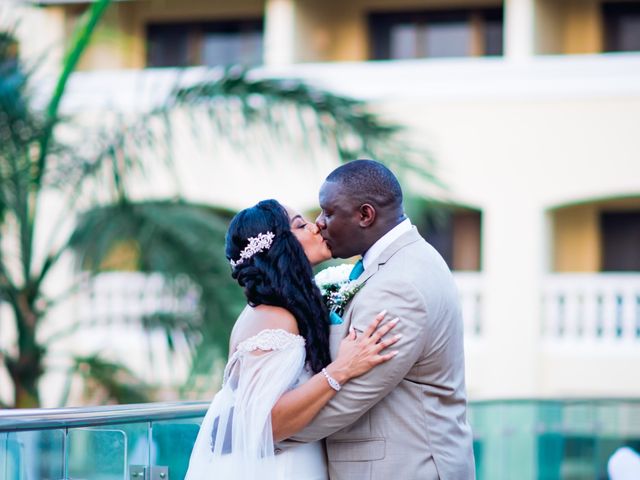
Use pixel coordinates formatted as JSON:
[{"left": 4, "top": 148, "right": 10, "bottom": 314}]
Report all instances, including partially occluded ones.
[
  {"left": 468, "top": 397, "right": 640, "bottom": 406},
  {"left": 0, "top": 401, "right": 210, "bottom": 432},
  {"left": 2, "top": 397, "right": 640, "bottom": 433}
]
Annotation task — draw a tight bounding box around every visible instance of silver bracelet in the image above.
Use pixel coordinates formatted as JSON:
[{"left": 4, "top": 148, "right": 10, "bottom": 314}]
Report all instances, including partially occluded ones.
[{"left": 321, "top": 368, "right": 341, "bottom": 392}]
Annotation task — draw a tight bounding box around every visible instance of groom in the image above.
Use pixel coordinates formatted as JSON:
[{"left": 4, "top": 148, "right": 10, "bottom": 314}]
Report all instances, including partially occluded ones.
[{"left": 289, "top": 160, "right": 475, "bottom": 479}]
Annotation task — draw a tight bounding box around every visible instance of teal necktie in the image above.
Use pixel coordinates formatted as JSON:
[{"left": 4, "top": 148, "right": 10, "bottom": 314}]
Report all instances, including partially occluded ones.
[{"left": 349, "top": 258, "right": 364, "bottom": 281}]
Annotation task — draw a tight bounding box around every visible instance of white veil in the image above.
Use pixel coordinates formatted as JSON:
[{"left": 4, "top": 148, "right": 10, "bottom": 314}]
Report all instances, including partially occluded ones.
[{"left": 185, "top": 330, "right": 306, "bottom": 480}]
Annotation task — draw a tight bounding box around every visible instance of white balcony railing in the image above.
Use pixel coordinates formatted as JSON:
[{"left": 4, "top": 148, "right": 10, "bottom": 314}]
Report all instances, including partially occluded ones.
[
  {"left": 68, "top": 272, "right": 640, "bottom": 345},
  {"left": 542, "top": 274, "right": 640, "bottom": 343},
  {"left": 73, "top": 272, "right": 200, "bottom": 324},
  {"left": 70, "top": 272, "right": 486, "bottom": 340}
]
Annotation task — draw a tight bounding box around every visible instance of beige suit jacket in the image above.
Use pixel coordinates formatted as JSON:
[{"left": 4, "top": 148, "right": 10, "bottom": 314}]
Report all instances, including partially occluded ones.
[{"left": 289, "top": 228, "right": 475, "bottom": 480}]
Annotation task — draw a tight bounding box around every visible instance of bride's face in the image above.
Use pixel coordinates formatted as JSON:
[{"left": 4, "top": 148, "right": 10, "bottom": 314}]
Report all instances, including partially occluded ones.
[{"left": 286, "top": 207, "right": 332, "bottom": 266}]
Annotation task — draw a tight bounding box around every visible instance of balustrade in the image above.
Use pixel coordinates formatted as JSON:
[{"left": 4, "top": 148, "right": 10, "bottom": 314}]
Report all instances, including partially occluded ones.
[{"left": 542, "top": 274, "right": 640, "bottom": 342}]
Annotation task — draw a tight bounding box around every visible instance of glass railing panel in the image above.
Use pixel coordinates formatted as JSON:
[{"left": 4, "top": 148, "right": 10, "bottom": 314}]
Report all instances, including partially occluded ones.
[
  {"left": 558, "top": 401, "right": 599, "bottom": 479},
  {"left": 0, "top": 429, "right": 64, "bottom": 480},
  {"left": 592, "top": 400, "right": 640, "bottom": 479},
  {"left": 151, "top": 417, "right": 203, "bottom": 479},
  {"left": 119, "top": 422, "right": 151, "bottom": 471},
  {"left": 469, "top": 401, "right": 539, "bottom": 480},
  {"left": 499, "top": 402, "right": 538, "bottom": 480},
  {"left": 68, "top": 427, "right": 127, "bottom": 480},
  {"left": 469, "top": 400, "right": 640, "bottom": 480},
  {"left": 1, "top": 399, "right": 638, "bottom": 480}
]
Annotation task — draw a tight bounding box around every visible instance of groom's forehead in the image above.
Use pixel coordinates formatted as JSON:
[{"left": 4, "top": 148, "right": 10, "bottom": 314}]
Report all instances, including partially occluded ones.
[
  {"left": 320, "top": 180, "right": 346, "bottom": 197},
  {"left": 320, "top": 182, "right": 358, "bottom": 214},
  {"left": 319, "top": 181, "right": 349, "bottom": 206}
]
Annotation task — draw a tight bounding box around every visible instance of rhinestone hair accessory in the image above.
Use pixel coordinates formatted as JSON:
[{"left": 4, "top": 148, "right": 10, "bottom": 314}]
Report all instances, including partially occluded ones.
[{"left": 230, "top": 231, "right": 275, "bottom": 268}]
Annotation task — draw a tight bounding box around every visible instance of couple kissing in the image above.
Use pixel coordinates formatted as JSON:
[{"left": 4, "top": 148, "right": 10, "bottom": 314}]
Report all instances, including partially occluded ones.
[{"left": 185, "top": 159, "right": 475, "bottom": 480}]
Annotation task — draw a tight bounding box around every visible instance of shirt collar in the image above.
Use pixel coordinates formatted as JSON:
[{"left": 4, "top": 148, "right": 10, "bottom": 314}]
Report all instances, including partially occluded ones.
[{"left": 362, "top": 218, "right": 413, "bottom": 270}]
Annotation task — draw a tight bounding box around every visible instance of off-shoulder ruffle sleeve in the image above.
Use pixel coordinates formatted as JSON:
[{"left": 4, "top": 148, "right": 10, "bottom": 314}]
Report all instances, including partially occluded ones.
[{"left": 185, "top": 329, "right": 306, "bottom": 479}]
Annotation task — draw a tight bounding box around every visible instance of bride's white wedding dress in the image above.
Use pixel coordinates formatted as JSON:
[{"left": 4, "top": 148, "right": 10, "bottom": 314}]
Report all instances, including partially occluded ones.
[{"left": 185, "top": 329, "right": 328, "bottom": 480}]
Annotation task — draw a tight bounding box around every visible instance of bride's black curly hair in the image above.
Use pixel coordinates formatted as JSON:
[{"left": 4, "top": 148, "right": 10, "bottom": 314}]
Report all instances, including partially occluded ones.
[{"left": 225, "top": 199, "right": 331, "bottom": 373}]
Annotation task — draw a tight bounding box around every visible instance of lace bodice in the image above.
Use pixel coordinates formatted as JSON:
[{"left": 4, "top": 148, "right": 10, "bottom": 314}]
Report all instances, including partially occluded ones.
[{"left": 236, "top": 329, "right": 305, "bottom": 353}]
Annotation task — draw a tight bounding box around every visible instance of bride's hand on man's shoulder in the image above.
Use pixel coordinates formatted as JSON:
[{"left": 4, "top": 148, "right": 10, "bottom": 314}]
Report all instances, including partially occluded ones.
[{"left": 330, "top": 311, "right": 401, "bottom": 383}]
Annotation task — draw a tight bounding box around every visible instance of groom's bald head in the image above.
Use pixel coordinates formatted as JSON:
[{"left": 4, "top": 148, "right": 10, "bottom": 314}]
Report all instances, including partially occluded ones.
[{"left": 316, "top": 159, "right": 406, "bottom": 258}]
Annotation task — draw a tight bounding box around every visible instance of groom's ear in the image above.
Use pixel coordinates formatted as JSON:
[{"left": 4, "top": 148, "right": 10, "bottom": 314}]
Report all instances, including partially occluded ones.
[{"left": 358, "top": 203, "right": 376, "bottom": 228}]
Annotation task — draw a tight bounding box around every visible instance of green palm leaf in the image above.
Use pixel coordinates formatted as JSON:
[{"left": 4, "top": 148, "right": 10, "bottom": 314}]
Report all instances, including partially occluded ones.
[
  {"left": 65, "top": 354, "right": 153, "bottom": 405},
  {"left": 67, "top": 200, "right": 244, "bottom": 361}
]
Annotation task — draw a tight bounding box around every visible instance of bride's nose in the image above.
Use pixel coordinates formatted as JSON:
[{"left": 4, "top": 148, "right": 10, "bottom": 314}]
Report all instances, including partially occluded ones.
[{"left": 306, "top": 223, "right": 320, "bottom": 234}]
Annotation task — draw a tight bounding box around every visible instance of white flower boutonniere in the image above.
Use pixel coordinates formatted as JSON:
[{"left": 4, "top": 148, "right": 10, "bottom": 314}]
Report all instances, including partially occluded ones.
[{"left": 315, "top": 264, "right": 363, "bottom": 324}]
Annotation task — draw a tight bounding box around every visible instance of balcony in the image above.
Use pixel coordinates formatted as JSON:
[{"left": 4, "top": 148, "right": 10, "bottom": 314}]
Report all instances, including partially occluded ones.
[
  {"left": 542, "top": 273, "right": 640, "bottom": 346},
  {"left": 65, "top": 271, "right": 640, "bottom": 348},
  {"left": 2, "top": 399, "right": 639, "bottom": 480}
]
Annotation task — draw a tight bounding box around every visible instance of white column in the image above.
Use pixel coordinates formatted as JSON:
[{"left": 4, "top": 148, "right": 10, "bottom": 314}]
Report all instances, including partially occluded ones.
[
  {"left": 264, "top": 0, "right": 297, "bottom": 66},
  {"left": 504, "top": 0, "right": 537, "bottom": 61},
  {"left": 481, "top": 201, "right": 545, "bottom": 397}
]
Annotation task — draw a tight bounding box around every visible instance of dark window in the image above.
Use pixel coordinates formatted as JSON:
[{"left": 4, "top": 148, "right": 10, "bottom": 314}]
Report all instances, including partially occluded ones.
[
  {"left": 601, "top": 211, "right": 640, "bottom": 271},
  {"left": 416, "top": 209, "right": 482, "bottom": 271},
  {"left": 421, "top": 212, "right": 455, "bottom": 267},
  {"left": 147, "top": 20, "right": 263, "bottom": 68},
  {"left": 369, "top": 8, "right": 503, "bottom": 60},
  {"left": 603, "top": 2, "right": 640, "bottom": 52},
  {"left": 483, "top": 10, "right": 504, "bottom": 56}
]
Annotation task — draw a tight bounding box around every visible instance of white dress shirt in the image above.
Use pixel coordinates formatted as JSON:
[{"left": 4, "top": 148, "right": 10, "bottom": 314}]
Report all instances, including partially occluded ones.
[{"left": 362, "top": 218, "right": 413, "bottom": 270}]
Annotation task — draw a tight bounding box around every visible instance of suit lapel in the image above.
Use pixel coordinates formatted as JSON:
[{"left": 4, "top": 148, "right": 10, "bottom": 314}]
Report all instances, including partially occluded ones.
[
  {"left": 330, "top": 227, "right": 424, "bottom": 358},
  {"left": 356, "top": 227, "right": 423, "bottom": 285}
]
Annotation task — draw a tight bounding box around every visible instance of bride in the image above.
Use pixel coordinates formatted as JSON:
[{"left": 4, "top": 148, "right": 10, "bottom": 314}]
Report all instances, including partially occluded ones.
[{"left": 185, "top": 199, "right": 400, "bottom": 480}]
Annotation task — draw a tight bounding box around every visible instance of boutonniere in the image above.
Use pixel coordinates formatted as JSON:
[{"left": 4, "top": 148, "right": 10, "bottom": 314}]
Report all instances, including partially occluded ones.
[{"left": 315, "top": 264, "right": 363, "bottom": 324}]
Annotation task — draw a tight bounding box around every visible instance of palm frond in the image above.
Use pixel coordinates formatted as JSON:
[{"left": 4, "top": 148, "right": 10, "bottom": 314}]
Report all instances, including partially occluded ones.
[
  {"left": 0, "top": 29, "right": 42, "bottom": 214},
  {"left": 70, "top": 354, "right": 152, "bottom": 405},
  {"left": 68, "top": 200, "right": 231, "bottom": 274},
  {"left": 172, "top": 69, "right": 441, "bottom": 187},
  {"left": 57, "top": 68, "right": 441, "bottom": 206},
  {"left": 35, "top": 0, "right": 112, "bottom": 190},
  {"left": 67, "top": 200, "right": 244, "bottom": 363}
]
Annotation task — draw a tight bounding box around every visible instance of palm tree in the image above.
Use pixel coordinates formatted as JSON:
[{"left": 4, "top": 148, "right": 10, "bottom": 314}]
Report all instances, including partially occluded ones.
[{"left": 0, "top": 0, "right": 438, "bottom": 408}]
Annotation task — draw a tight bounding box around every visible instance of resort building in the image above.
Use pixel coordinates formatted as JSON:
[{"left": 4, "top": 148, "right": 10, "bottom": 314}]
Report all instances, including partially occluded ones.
[
  {"left": 2, "top": 1, "right": 640, "bottom": 477},
  {"left": 8, "top": 0, "right": 640, "bottom": 400}
]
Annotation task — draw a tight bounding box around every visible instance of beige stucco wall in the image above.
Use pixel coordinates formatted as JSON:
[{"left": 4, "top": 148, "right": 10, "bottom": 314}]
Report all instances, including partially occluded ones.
[
  {"left": 372, "top": 88, "right": 640, "bottom": 397},
  {"left": 539, "top": 349, "right": 640, "bottom": 397}
]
